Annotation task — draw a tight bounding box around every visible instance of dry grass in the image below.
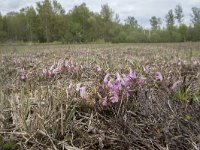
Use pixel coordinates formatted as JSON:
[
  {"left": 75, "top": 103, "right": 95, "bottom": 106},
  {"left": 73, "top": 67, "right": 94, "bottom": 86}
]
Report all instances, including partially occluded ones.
[{"left": 0, "top": 42, "right": 200, "bottom": 150}]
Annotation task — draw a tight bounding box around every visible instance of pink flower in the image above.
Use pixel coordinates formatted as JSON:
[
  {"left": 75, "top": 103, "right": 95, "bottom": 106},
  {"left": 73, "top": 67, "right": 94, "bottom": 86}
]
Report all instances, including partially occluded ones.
[
  {"left": 50, "top": 64, "right": 55, "bottom": 71},
  {"left": 52, "top": 68, "right": 59, "bottom": 75},
  {"left": 104, "top": 73, "right": 110, "bottom": 83},
  {"left": 68, "top": 81, "right": 73, "bottom": 90},
  {"left": 20, "top": 74, "right": 26, "bottom": 81},
  {"left": 76, "top": 83, "right": 82, "bottom": 91},
  {"left": 121, "top": 76, "right": 131, "bottom": 86},
  {"left": 171, "top": 80, "right": 183, "bottom": 91},
  {"left": 155, "top": 72, "right": 163, "bottom": 81},
  {"left": 138, "top": 78, "right": 145, "bottom": 87},
  {"left": 110, "top": 92, "right": 119, "bottom": 103},
  {"left": 42, "top": 68, "right": 48, "bottom": 77},
  {"left": 48, "top": 70, "right": 54, "bottom": 77},
  {"left": 80, "top": 86, "right": 87, "bottom": 99},
  {"left": 66, "top": 81, "right": 73, "bottom": 94},
  {"left": 116, "top": 72, "right": 122, "bottom": 81},
  {"left": 19, "top": 68, "right": 27, "bottom": 81},
  {"left": 102, "top": 97, "right": 108, "bottom": 107},
  {"left": 129, "top": 69, "right": 137, "bottom": 80},
  {"left": 111, "top": 81, "right": 122, "bottom": 92},
  {"left": 143, "top": 65, "right": 150, "bottom": 73},
  {"left": 123, "top": 88, "right": 130, "bottom": 97},
  {"left": 96, "top": 65, "right": 102, "bottom": 72},
  {"left": 107, "top": 79, "right": 114, "bottom": 88}
]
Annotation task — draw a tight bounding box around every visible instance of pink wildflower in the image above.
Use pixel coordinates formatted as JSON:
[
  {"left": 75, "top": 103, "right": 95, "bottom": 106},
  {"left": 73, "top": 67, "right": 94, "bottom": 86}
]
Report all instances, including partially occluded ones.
[
  {"left": 42, "top": 68, "right": 48, "bottom": 77},
  {"left": 116, "top": 72, "right": 122, "bottom": 81},
  {"left": 96, "top": 65, "right": 102, "bottom": 72},
  {"left": 76, "top": 83, "right": 82, "bottom": 91},
  {"left": 171, "top": 80, "right": 183, "bottom": 91},
  {"left": 107, "top": 79, "right": 114, "bottom": 88},
  {"left": 110, "top": 92, "right": 119, "bottom": 103},
  {"left": 68, "top": 81, "right": 73, "bottom": 90},
  {"left": 129, "top": 69, "right": 137, "bottom": 80},
  {"left": 80, "top": 86, "right": 87, "bottom": 99},
  {"left": 48, "top": 70, "right": 54, "bottom": 77},
  {"left": 102, "top": 97, "right": 108, "bottom": 107},
  {"left": 104, "top": 73, "right": 110, "bottom": 83},
  {"left": 121, "top": 76, "right": 131, "bottom": 86},
  {"left": 52, "top": 68, "right": 59, "bottom": 75},
  {"left": 123, "top": 88, "right": 130, "bottom": 97},
  {"left": 155, "top": 72, "right": 163, "bottom": 81},
  {"left": 111, "top": 81, "right": 122, "bottom": 92},
  {"left": 138, "top": 78, "right": 145, "bottom": 87},
  {"left": 19, "top": 68, "right": 26, "bottom": 81}
]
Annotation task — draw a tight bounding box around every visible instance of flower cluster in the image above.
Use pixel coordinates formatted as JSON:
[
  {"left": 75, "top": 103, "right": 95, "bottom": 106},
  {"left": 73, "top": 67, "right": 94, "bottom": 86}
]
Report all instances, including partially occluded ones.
[
  {"left": 100, "top": 69, "right": 141, "bottom": 106},
  {"left": 16, "top": 60, "right": 185, "bottom": 105},
  {"left": 19, "top": 68, "right": 27, "bottom": 81},
  {"left": 73, "top": 69, "right": 185, "bottom": 107},
  {"left": 42, "top": 59, "right": 82, "bottom": 78}
]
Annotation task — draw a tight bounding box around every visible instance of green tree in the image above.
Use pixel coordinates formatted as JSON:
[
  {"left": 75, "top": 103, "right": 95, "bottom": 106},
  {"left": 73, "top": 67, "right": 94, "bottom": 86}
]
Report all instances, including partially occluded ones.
[
  {"left": 191, "top": 7, "right": 200, "bottom": 25},
  {"left": 165, "top": 9, "right": 175, "bottom": 41},
  {"left": 20, "top": 7, "right": 37, "bottom": 42},
  {"left": 65, "top": 3, "right": 92, "bottom": 42},
  {"left": 36, "top": 0, "right": 65, "bottom": 42},
  {"left": 125, "top": 16, "right": 138, "bottom": 28},
  {"left": 191, "top": 7, "right": 200, "bottom": 41},
  {"left": 149, "top": 16, "right": 161, "bottom": 30},
  {"left": 51, "top": 0, "right": 65, "bottom": 41},
  {"left": 178, "top": 24, "right": 187, "bottom": 41},
  {"left": 36, "top": 0, "right": 53, "bottom": 42},
  {"left": 4, "top": 12, "right": 26, "bottom": 41},
  {"left": 0, "top": 13, "right": 7, "bottom": 41},
  {"left": 175, "top": 5, "right": 184, "bottom": 25},
  {"left": 100, "top": 4, "right": 115, "bottom": 42},
  {"left": 166, "top": 9, "right": 175, "bottom": 28}
]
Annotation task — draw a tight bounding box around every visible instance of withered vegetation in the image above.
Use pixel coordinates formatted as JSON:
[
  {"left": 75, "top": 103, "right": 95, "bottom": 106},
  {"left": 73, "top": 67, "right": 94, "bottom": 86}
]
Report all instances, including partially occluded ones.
[{"left": 0, "top": 43, "right": 199, "bottom": 150}]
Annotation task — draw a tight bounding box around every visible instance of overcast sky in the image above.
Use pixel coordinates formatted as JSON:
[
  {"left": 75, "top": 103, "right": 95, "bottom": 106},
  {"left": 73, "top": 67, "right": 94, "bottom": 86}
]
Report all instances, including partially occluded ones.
[{"left": 0, "top": 0, "right": 199, "bottom": 28}]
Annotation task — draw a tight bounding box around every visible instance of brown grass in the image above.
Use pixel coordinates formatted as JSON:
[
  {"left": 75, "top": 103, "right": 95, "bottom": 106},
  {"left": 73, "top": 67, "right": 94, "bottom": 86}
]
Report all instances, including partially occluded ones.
[{"left": 0, "top": 42, "right": 199, "bottom": 150}]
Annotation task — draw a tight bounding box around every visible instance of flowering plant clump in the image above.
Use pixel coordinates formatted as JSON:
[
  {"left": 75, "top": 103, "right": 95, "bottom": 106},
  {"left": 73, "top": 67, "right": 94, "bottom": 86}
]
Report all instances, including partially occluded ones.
[
  {"left": 155, "top": 72, "right": 163, "bottom": 81},
  {"left": 171, "top": 80, "right": 183, "bottom": 91},
  {"left": 73, "top": 68, "right": 147, "bottom": 107},
  {"left": 15, "top": 57, "right": 197, "bottom": 105},
  {"left": 40, "top": 59, "right": 84, "bottom": 78},
  {"left": 19, "top": 68, "right": 27, "bottom": 81}
]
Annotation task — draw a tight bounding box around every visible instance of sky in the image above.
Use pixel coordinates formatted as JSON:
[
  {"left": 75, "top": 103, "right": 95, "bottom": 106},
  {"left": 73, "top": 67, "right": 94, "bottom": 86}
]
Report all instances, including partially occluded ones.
[{"left": 0, "top": 0, "right": 199, "bottom": 28}]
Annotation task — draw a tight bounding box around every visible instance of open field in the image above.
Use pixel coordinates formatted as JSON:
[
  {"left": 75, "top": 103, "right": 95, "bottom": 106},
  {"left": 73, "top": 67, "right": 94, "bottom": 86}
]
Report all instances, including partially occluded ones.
[{"left": 0, "top": 43, "right": 200, "bottom": 149}]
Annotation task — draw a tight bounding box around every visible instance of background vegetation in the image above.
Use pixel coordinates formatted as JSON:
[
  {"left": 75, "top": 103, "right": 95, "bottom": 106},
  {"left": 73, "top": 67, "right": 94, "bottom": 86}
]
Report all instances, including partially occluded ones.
[{"left": 0, "top": 0, "right": 200, "bottom": 43}]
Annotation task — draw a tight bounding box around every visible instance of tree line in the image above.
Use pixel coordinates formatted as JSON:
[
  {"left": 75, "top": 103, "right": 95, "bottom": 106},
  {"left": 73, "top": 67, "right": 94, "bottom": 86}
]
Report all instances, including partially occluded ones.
[{"left": 0, "top": 0, "right": 200, "bottom": 43}]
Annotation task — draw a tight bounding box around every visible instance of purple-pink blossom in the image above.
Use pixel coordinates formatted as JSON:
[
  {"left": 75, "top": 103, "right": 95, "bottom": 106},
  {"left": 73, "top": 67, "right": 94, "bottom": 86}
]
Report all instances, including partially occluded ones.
[
  {"left": 116, "top": 72, "right": 122, "bottom": 81},
  {"left": 155, "top": 72, "right": 163, "bottom": 81},
  {"left": 42, "top": 68, "right": 48, "bottom": 77},
  {"left": 138, "top": 78, "right": 145, "bottom": 87},
  {"left": 104, "top": 73, "right": 110, "bottom": 83},
  {"left": 111, "top": 81, "right": 122, "bottom": 92},
  {"left": 110, "top": 92, "right": 119, "bottom": 103},
  {"left": 102, "top": 97, "right": 108, "bottom": 107},
  {"left": 48, "top": 70, "right": 54, "bottom": 77},
  {"left": 96, "top": 65, "right": 102, "bottom": 72},
  {"left": 123, "top": 88, "right": 130, "bottom": 97},
  {"left": 171, "top": 80, "right": 183, "bottom": 91},
  {"left": 80, "top": 86, "right": 87, "bottom": 99},
  {"left": 121, "top": 76, "right": 131, "bottom": 86},
  {"left": 19, "top": 68, "right": 27, "bottom": 81},
  {"left": 76, "top": 83, "right": 82, "bottom": 91},
  {"left": 129, "top": 69, "right": 137, "bottom": 80}
]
